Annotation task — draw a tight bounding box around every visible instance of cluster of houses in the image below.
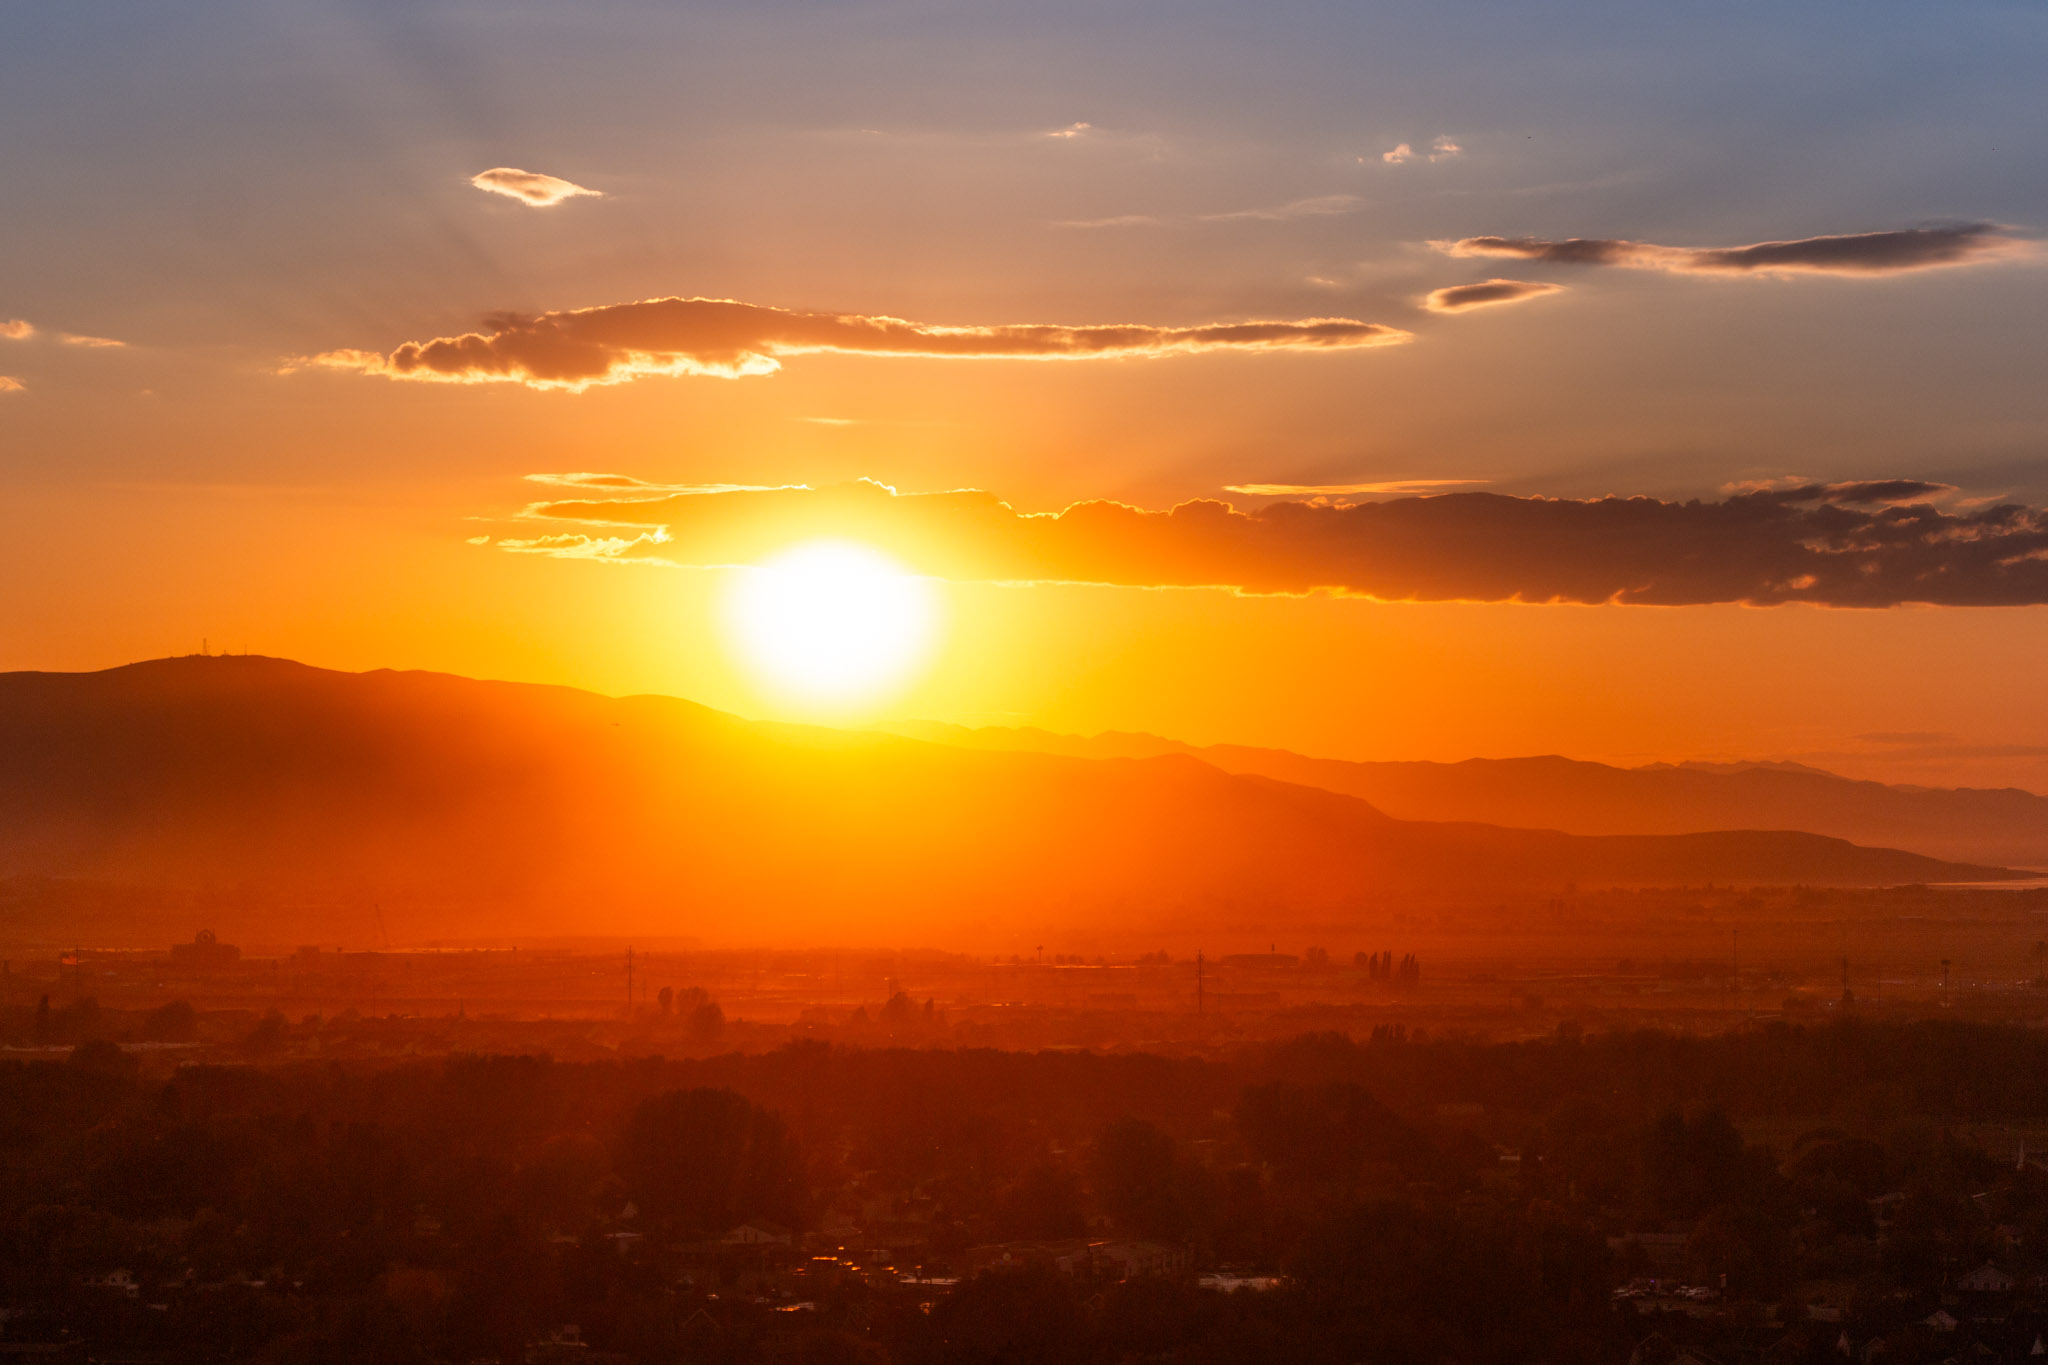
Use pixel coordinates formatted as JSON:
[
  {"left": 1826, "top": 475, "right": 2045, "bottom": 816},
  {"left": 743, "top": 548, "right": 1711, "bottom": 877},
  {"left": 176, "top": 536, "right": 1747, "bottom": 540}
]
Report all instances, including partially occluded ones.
[
  {"left": 598, "top": 1210, "right": 1209, "bottom": 1294},
  {"left": 955, "top": 1238, "right": 1193, "bottom": 1279},
  {"left": 1618, "top": 1258, "right": 2048, "bottom": 1365},
  {"left": 5, "top": 1219, "right": 1231, "bottom": 1365}
]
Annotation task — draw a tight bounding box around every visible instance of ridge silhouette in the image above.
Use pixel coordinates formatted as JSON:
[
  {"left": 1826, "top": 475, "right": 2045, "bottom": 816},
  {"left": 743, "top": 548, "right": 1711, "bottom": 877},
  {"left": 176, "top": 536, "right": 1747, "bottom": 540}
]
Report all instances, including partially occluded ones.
[{"left": 0, "top": 656, "right": 2022, "bottom": 945}]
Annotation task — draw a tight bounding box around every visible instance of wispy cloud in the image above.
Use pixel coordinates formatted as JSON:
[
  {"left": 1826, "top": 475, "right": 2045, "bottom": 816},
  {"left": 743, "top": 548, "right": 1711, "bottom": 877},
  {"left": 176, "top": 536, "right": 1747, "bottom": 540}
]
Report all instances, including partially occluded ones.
[
  {"left": 1438, "top": 223, "right": 2024, "bottom": 277},
  {"left": 1058, "top": 193, "right": 1362, "bottom": 230},
  {"left": 0, "top": 377, "right": 24, "bottom": 394},
  {"left": 1053, "top": 214, "right": 1166, "bottom": 230},
  {"left": 0, "top": 320, "right": 127, "bottom": 347},
  {"left": 521, "top": 471, "right": 783, "bottom": 496},
  {"left": 293, "top": 296, "right": 1411, "bottom": 391},
  {"left": 1224, "top": 479, "right": 1488, "bottom": 497},
  {"left": 1422, "top": 279, "right": 1564, "bottom": 313},
  {"left": 496, "top": 530, "right": 674, "bottom": 562},
  {"left": 1719, "top": 477, "right": 1956, "bottom": 505},
  {"left": 1378, "top": 136, "right": 1460, "bottom": 165},
  {"left": 1199, "top": 194, "right": 1362, "bottom": 223},
  {"left": 522, "top": 471, "right": 673, "bottom": 491},
  {"left": 829, "top": 120, "right": 1165, "bottom": 159},
  {"left": 501, "top": 475, "right": 2048, "bottom": 608},
  {"left": 469, "top": 167, "right": 603, "bottom": 208}
]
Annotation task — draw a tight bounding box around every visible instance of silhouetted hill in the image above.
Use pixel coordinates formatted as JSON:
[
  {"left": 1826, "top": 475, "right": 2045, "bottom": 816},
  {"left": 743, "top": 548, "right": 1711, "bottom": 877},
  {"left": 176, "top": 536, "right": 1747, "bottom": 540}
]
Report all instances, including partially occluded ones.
[
  {"left": 0, "top": 658, "right": 2021, "bottom": 946},
  {"left": 891, "top": 723, "right": 2048, "bottom": 870}
]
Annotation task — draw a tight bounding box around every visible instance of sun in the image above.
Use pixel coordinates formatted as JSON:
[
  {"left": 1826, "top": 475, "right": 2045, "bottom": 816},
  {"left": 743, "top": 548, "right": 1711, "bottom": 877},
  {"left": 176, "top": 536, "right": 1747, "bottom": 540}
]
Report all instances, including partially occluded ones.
[{"left": 721, "top": 540, "right": 942, "bottom": 708}]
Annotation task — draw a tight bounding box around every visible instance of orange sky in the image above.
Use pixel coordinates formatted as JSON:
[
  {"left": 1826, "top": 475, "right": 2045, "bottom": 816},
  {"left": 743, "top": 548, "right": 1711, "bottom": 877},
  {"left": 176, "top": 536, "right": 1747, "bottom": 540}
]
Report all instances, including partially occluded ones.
[
  {"left": 9, "top": 469, "right": 2048, "bottom": 791},
  {"left": 4, "top": 1, "right": 2047, "bottom": 790}
]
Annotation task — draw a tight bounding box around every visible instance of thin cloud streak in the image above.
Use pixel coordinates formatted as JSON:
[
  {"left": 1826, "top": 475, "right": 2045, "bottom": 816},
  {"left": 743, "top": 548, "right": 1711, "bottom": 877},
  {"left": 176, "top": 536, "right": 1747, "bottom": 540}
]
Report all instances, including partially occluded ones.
[
  {"left": 469, "top": 167, "right": 603, "bottom": 207},
  {"left": 0, "top": 320, "right": 32, "bottom": 340},
  {"left": 522, "top": 471, "right": 675, "bottom": 491},
  {"left": 59, "top": 333, "right": 125, "bottom": 348},
  {"left": 1720, "top": 477, "right": 1955, "bottom": 504},
  {"left": 497, "top": 530, "right": 673, "bottom": 562},
  {"left": 0, "top": 377, "right": 23, "bottom": 393},
  {"left": 1422, "top": 279, "right": 1564, "bottom": 313},
  {"left": 503, "top": 476, "right": 2048, "bottom": 608},
  {"left": 1060, "top": 195, "right": 1363, "bottom": 230},
  {"left": 1439, "top": 223, "right": 2024, "bottom": 276},
  {"left": 1199, "top": 194, "right": 1362, "bottom": 223},
  {"left": 294, "top": 297, "right": 1411, "bottom": 391},
  {"left": 1225, "top": 480, "right": 1489, "bottom": 496},
  {"left": 1053, "top": 214, "right": 1166, "bottom": 230},
  {"left": 524, "top": 480, "right": 786, "bottom": 501}
]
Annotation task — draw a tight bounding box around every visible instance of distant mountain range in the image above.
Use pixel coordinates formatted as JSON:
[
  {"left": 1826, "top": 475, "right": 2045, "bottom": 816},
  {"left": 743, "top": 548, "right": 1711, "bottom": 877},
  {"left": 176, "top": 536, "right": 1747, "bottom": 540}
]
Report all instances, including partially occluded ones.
[
  {"left": 888, "top": 723, "right": 2048, "bottom": 870},
  {"left": 0, "top": 658, "right": 2023, "bottom": 947}
]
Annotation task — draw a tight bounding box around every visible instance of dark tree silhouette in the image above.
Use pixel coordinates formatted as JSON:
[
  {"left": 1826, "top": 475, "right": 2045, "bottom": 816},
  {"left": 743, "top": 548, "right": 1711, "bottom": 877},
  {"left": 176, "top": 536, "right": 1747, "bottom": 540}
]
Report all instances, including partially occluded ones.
[{"left": 616, "top": 1087, "right": 804, "bottom": 1235}]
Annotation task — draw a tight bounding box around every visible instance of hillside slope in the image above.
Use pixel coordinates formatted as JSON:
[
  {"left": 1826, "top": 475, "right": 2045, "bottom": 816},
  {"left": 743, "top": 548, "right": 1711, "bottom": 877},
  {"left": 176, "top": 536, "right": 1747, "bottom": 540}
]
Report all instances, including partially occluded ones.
[
  {"left": 891, "top": 723, "right": 2048, "bottom": 869},
  {"left": 0, "top": 658, "right": 2019, "bottom": 945}
]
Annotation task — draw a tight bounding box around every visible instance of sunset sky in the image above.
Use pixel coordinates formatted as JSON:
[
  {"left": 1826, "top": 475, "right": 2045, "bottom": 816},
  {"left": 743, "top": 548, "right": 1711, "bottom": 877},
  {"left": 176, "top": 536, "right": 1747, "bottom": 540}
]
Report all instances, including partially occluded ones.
[{"left": 5, "top": 0, "right": 2047, "bottom": 788}]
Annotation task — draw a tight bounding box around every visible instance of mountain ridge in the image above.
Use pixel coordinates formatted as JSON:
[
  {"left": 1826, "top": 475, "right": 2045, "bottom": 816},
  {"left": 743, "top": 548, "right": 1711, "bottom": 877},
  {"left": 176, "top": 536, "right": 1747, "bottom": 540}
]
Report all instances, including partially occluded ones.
[
  {"left": 886, "top": 721, "right": 2048, "bottom": 869},
  {"left": 0, "top": 657, "right": 2023, "bottom": 948}
]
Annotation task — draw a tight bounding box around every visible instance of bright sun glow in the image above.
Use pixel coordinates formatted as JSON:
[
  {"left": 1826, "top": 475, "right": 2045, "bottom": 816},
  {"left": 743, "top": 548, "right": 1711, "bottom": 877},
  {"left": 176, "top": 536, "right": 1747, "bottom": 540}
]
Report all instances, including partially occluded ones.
[{"left": 721, "top": 541, "right": 942, "bottom": 707}]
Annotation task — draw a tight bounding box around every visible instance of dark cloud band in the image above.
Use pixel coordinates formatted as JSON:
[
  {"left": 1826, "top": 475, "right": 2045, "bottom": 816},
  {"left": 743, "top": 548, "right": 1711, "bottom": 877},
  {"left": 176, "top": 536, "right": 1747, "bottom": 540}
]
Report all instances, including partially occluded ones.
[
  {"left": 1440, "top": 223, "right": 2022, "bottom": 276},
  {"left": 501, "top": 477, "right": 2048, "bottom": 608}
]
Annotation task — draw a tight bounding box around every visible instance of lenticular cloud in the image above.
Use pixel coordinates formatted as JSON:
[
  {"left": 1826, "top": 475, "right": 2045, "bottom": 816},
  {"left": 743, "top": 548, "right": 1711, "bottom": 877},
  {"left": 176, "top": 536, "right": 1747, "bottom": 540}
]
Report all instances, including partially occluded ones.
[
  {"left": 469, "top": 167, "right": 603, "bottom": 207},
  {"left": 1422, "top": 279, "right": 1563, "bottom": 313}
]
